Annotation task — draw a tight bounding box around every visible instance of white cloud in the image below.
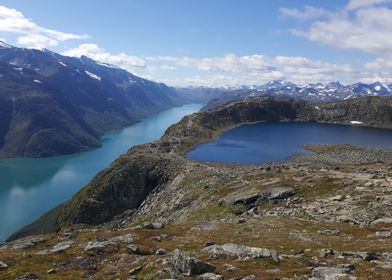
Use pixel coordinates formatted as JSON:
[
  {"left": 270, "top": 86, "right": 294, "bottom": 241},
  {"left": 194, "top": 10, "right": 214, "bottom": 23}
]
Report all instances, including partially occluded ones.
[
  {"left": 62, "top": 43, "right": 146, "bottom": 69},
  {"left": 346, "top": 0, "right": 392, "bottom": 10},
  {"left": 17, "top": 34, "right": 58, "bottom": 49},
  {"left": 198, "top": 54, "right": 273, "bottom": 73},
  {"left": 279, "top": 6, "right": 332, "bottom": 21},
  {"left": 0, "top": 5, "right": 88, "bottom": 48},
  {"left": 144, "top": 53, "right": 358, "bottom": 87},
  {"left": 280, "top": 1, "right": 392, "bottom": 85}
]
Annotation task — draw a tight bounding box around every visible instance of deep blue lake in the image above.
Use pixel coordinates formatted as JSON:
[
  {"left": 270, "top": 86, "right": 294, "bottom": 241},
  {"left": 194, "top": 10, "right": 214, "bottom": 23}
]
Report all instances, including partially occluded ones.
[
  {"left": 0, "top": 104, "right": 202, "bottom": 242},
  {"left": 187, "top": 122, "right": 392, "bottom": 164}
]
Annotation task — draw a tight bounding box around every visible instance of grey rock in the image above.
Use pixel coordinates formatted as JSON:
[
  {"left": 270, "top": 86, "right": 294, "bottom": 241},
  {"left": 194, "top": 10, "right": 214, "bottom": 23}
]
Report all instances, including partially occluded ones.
[
  {"left": 311, "top": 266, "right": 354, "bottom": 280},
  {"left": 228, "top": 276, "right": 256, "bottom": 280},
  {"left": 110, "top": 233, "right": 134, "bottom": 244},
  {"left": 1, "top": 237, "right": 47, "bottom": 250},
  {"left": 46, "top": 269, "right": 56, "bottom": 274},
  {"left": 170, "top": 249, "right": 216, "bottom": 276},
  {"left": 198, "top": 273, "right": 224, "bottom": 280},
  {"left": 318, "top": 229, "right": 341, "bottom": 235},
  {"left": 371, "top": 218, "right": 392, "bottom": 225},
  {"left": 233, "top": 193, "right": 261, "bottom": 205},
  {"left": 156, "top": 248, "right": 167, "bottom": 255},
  {"left": 127, "top": 244, "right": 145, "bottom": 255},
  {"left": 129, "top": 266, "right": 142, "bottom": 275},
  {"left": 376, "top": 230, "right": 392, "bottom": 237},
  {"left": 202, "top": 243, "right": 279, "bottom": 262},
  {"left": 262, "top": 186, "right": 295, "bottom": 200},
  {"left": 14, "top": 275, "right": 40, "bottom": 280},
  {"left": 84, "top": 240, "right": 119, "bottom": 254},
  {"left": 0, "top": 261, "right": 8, "bottom": 271},
  {"left": 320, "top": 248, "right": 335, "bottom": 257},
  {"left": 142, "top": 221, "right": 165, "bottom": 230},
  {"left": 153, "top": 234, "right": 169, "bottom": 242},
  {"left": 35, "top": 241, "right": 75, "bottom": 255},
  {"left": 341, "top": 251, "right": 380, "bottom": 261}
]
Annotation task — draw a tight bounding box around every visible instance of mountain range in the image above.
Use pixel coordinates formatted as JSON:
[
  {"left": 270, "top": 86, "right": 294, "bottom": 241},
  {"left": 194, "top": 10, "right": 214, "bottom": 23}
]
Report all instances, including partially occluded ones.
[
  {"left": 199, "top": 80, "right": 392, "bottom": 110},
  {"left": 0, "top": 42, "right": 184, "bottom": 158}
]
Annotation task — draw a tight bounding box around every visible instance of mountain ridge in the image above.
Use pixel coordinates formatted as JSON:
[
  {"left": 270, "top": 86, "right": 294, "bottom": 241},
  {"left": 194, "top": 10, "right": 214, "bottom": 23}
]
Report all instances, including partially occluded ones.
[{"left": 0, "top": 42, "right": 184, "bottom": 158}]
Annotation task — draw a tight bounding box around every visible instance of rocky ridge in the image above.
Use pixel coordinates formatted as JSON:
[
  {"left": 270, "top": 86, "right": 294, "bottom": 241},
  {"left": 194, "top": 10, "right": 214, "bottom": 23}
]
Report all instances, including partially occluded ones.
[{"left": 1, "top": 96, "right": 392, "bottom": 279}]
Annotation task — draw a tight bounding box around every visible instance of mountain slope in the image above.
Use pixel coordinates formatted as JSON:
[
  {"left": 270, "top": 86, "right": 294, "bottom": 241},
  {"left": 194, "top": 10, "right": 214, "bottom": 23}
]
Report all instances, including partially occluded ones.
[{"left": 0, "top": 43, "right": 184, "bottom": 158}]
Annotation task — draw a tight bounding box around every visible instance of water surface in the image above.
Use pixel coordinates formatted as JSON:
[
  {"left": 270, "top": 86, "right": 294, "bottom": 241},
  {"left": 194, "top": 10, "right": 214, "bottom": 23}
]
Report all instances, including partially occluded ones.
[
  {"left": 187, "top": 122, "right": 392, "bottom": 164},
  {"left": 0, "top": 104, "right": 202, "bottom": 242}
]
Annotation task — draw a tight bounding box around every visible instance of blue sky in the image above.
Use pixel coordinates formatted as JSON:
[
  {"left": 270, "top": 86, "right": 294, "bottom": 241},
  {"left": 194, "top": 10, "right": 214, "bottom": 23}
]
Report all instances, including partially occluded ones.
[{"left": 0, "top": 0, "right": 391, "bottom": 86}]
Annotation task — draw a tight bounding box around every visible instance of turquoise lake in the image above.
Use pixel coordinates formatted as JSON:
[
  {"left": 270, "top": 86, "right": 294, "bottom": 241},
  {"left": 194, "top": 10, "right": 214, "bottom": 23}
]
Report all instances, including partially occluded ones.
[
  {"left": 187, "top": 122, "right": 392, "bottom": 164},
  {"left": 0, "top": 104, "right": 202, "bottom": 242}
]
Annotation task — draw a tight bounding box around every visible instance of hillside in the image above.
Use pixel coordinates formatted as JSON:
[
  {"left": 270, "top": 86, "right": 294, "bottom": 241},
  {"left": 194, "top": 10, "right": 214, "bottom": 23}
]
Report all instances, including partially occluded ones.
[
  {"left": 0, "top": 43, "right": 183, "bottom": 158},
  {"left": 2, "top": 97, "right": 392, "bottom": 279}
]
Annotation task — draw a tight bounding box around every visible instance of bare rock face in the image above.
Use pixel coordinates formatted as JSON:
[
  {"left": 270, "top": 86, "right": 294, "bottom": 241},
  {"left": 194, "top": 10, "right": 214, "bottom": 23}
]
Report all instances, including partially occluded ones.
[
  {"left": 169, "top": 249, "right": 216, "bottom": 276},
  {"left": 202, "top": 243, "right": 279, "bottom": 262}
]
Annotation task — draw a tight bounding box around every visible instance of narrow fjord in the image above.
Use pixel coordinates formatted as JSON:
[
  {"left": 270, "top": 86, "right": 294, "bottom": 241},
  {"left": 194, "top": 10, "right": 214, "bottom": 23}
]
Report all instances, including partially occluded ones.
[{"left": 0, "top": 104, "right": 202, "bottom": 242}]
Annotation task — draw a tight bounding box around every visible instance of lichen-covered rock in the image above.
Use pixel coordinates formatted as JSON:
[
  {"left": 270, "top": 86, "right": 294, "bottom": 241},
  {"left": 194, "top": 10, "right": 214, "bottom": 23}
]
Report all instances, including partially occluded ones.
[
  {"left": 170, "top": 249, "right": 216, "bottom": 276},
  {"left": 84, "top": 240, "right": 119, "bottom": 255},
  {"left": 35, "top": 241, "right": 74, "bottom": 255},
  {"left": 202, "top": 243, "right": 279, "bottom": 262}
]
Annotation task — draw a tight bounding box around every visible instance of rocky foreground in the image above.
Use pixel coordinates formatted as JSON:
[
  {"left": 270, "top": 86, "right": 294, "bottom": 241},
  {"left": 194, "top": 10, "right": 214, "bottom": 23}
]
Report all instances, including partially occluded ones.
[{"left": 1, "top": 97, "right": 392, "bottom": 280}]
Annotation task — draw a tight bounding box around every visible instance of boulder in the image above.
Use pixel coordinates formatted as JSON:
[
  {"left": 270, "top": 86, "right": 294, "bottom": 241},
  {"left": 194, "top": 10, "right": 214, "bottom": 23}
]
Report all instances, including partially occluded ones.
[
  {"left": 198, "top": 273, "right": 224, "bottom": 280},
  {"left": 156, "top": 248, "right": 167, "bottom": 255},
  {"left": 110, "top": 234, "right": 133, "bottom": 244},
  {"left": 84, "top": 240, "right": 119, "bottom": 254},
  {"left": 311, "top": 266, "right": 354, "bottom": 280},
  {"left": 129, "top": 266, "right": 142, "bottom": 275},
  {"left": 262, "top": 186, "right": 295, "bottom": 200},
  {"left": 170, "top": 249, "right": 216, "bottom": 276},
  {"left": 142, "top": 221, "right": 165, "bottom": 230},
  {"left": 202, "top": 243, "right": 279, "bottom": 262},
  {"left": 0, "top": 261, "right": 8, "bottom": 271},
  {"left": 371, "top": 218, "right": 392, "bottom": 225},
  {"left": 233, "top": 193, "right": 261, "bottom": 205},
  {"left": 35, "top": 241, "right": 75, "bottom": 255}
]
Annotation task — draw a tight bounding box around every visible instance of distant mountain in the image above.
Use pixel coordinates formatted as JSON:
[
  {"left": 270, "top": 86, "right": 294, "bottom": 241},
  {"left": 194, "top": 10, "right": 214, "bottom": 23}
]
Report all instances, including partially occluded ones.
[
  {"left": 0, "top": 42, "right": 184, "bottom": 158},
  {"left": 175, "top": 86, "right": 225, "bottom": 103},
  {"left": 202, "top": 80, "right": 392, "bottom": 110}
]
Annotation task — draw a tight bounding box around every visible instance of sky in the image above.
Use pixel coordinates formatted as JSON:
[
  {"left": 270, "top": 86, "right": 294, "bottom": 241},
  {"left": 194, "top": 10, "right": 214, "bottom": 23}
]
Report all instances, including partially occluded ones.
[{"left": 0, "top": 0, "right": 392, "bottom": 87}]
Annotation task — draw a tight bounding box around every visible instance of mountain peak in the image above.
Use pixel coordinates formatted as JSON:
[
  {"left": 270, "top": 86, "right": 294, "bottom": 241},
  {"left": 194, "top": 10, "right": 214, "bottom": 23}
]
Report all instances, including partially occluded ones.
[{"left": 0, "top": 40, "right": 13, "bottom": 49}]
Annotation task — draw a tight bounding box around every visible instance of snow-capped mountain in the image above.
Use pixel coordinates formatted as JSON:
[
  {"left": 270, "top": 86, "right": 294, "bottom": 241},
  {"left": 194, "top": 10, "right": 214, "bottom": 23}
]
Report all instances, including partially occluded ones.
[
  {"left": 0, "top": 41, "right": 184, "bottom": 158},
  {"left": 202, "top": 80, "right": 392, "bottom": 103}
]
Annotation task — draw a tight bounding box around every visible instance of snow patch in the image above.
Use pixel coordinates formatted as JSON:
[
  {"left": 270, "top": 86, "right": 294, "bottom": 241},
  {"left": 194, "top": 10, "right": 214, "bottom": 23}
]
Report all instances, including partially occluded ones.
[
  {"left": 350, "top": 121, "right": 363, "bottom": 124},
  {"left": 84, "top": 71, "right": 101, "bottom": 81},
  {"left": 58, "top": 62, "right": 67, "bottom": 67},
  {"left": 375, "top": 85, "right": 381, "bottom": 91},
  {"left": 0, "top": 41, "right": 11, "bottom": 48},
  {"left": 33, "top": 79, "right": 42, "bottom": 83},
  {"left": 315, "top": 106, "right": 320, "bottom": 110}
]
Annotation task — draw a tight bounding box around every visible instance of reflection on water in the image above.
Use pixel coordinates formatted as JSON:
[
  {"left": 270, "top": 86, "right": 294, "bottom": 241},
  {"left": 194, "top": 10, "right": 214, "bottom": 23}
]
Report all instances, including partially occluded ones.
[{"left": 0, "top": 104, "right": 202, "bottom": 242}]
